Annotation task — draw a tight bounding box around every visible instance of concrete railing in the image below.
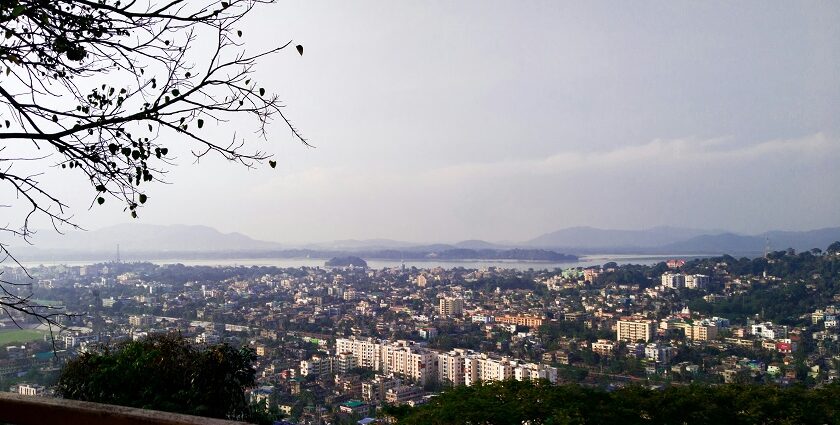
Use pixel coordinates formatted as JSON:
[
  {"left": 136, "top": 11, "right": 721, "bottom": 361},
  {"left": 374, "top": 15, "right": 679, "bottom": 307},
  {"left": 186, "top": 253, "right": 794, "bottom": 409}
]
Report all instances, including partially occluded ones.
[{"left": 0, "top": 392, "right": 250, "bottom": 425}]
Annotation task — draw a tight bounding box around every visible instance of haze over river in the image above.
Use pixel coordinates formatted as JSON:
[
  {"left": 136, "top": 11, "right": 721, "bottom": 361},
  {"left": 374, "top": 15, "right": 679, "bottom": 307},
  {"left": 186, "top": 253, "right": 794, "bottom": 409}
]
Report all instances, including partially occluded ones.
[{"left": 19, "top": 254, "right": 713, "bottom": 271}]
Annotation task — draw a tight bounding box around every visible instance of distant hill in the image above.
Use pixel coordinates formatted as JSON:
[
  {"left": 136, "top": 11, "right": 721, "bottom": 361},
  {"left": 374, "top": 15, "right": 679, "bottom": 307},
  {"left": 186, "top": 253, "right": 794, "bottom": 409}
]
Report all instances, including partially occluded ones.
[
  {"left": 11, "top": 223, "right": 840, "bottom": 262},
  {"left": 309, "top": 238, "right": 416, "bottom": 250},
  {"left": 526, "top": 226, "right": 840, "bottom": 255},
  {"left": 662, "top": 227, "right": 840, "bottom": 254},
  {"left": 526, "top": 226, "right": 713, "bottom": 250},
  {"left": 453, "top": 240, "right": 507, "bottom": 249},
  {"left": 15, "top": 223, "right": 282, "bottom": 254},
  {"left": 325, "top": 256, "right": 368, "bottom": 268},
  {"left": 11, "top": 224, "right": 577, "bottom": 263}
]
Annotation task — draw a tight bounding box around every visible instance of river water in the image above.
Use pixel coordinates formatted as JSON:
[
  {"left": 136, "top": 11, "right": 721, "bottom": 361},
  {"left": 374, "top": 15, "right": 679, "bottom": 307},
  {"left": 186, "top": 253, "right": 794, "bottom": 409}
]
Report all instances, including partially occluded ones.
[{"left": 18, "top": 253, "right": 712, "bottom": 271}]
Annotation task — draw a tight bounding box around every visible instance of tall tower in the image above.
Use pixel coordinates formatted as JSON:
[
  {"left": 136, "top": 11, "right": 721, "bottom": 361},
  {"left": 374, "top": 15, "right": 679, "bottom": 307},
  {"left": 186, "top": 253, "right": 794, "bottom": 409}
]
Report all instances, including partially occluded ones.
[{"left": 116, "top": 244, "right": 121, "bottom": 263}]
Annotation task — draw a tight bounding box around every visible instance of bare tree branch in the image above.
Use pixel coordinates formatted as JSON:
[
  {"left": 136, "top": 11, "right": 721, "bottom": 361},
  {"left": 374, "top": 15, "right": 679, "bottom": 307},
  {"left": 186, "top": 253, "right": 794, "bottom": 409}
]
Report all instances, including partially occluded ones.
[{"left": 0, "top": 0, "right": 308, "bottom": 332}]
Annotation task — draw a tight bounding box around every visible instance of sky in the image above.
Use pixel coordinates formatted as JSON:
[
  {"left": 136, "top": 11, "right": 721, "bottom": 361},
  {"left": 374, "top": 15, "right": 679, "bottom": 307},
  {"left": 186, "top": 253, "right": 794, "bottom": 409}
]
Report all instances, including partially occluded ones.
[{"left": 7, "top": 1, "right": 840, "bottom": 244}]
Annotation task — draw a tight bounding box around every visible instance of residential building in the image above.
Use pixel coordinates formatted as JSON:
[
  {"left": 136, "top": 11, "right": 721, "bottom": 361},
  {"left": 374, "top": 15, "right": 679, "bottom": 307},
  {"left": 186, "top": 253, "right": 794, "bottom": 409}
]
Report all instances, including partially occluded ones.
[
  {"left": 438, "top": 297, "right": 464, "bottom": 317},
  {"left": 591, "top": 339, "right": 616, "bottom": 357},
  {"left": 495, "top": 315, "right": 545, "bottom": 328},
  {"left": 385, "top": 385, "right": 425, "bottom": 405},
  {"left": 437, "top": 349, "right": 467, "bottom": 386},
  {"left": 617, "top": 318, "right": 655, "bottom": 342},
  {"left": 685, "top": 274, "right": 710, "bottom": 289},
  {"left": 300, "top": 355, "right": 333, "bottom": 377},
  {"left": 661, "top": 273, "right": 685, "bottom": 289}
]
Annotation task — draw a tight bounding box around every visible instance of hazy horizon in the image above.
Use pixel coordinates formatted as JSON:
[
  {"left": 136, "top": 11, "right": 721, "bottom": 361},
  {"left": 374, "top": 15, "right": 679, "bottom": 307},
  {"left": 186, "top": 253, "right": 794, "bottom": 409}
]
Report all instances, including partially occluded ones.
[
  {"left": 17, "top": 222, "right": 840, "bottom": 248},
  {"left": 7, "top": 1, "right": 840, "bottom": 245}
]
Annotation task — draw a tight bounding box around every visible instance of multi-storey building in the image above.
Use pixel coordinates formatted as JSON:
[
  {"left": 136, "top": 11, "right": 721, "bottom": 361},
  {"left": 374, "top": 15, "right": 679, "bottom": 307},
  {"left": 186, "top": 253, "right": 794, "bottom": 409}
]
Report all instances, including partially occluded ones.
[
  {"left": 645, "top": 343, "right": 677, "bottom": 364},
  {"left": 385, "top": 385, "right": 425, "bottom": 405},
  {"left": 128, "top": 314, "right": 155, "bottom": 328},
  {"left": 335, "top": 351, "right": 359, "bottom": 375},
  {"left": 661, "top": 273, "right": 685, "bottom": 289},
  {"left": 335, "top": 337, "right": 437, "bottom": 385},
  {"left": 381, "top": 340, "right": 437, "bottom": 385},
  {"left": 438, "top": 297, "right": 464, "bottom": 317},
  {"left": 513, "top": 362, "right": 558, "bottom": 383},
  {"left": 336, "top": 337, "right": 381, "bottom": 369},
  {"left": 685, "top": 274, "right": 710, "bottom": 289},
  {"left": 689, "top": 324, "right": 718, "bottom": 341},
  {"left": 300, "top": 355, "right": 333, "bottom": 377},
  {"left": 495, "top": 315, "right": 545, "bottom": 328},
  {"left": 437, "top": 349, "right": 467, "bottom": 386},
  {"left": 616, "top": 318, "right": 655, "bottom": 342},
  {"left": 464, "top": 354, "right": 513, "bottom": 386},
  {"left": 751, "top": 322, "right": 787, "bottom": 340},
  {"left": 362, "top": 374, "right": 401, "bottom": 403},
  {"left": 591, "top": 339, "right": 616, "bottom": 357}
]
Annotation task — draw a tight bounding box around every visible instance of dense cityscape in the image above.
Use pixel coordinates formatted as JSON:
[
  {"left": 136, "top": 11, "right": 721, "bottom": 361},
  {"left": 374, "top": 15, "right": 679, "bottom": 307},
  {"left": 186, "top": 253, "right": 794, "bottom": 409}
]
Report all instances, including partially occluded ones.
[{"left": 2, "top": 243, "right": 839, "bottom": 424}]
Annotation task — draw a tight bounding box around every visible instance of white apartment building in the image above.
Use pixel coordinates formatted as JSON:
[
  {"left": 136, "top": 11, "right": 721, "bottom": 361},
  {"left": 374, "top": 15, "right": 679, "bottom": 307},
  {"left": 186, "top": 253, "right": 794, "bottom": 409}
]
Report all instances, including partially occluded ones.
[
  {"left": 464, "top": 354, "right": 513, "bottom": 386},
  {"left": 337, "top": 337, "right": 558, "bottom": 387},
  {"left": 513, "top": 362, "right": 558, "bottom": 383},
  {"left": 645, "top": 343, "right": 677, "bottom": 364},
  {"left": 685, "top": 274, "right": 710, "bottom": 289},
  {"left": 300, "top": 355, "right": 333, "bottom": 377},
  {"left": 335, "top": 351, "right": 359, "bottom": 375},
  {"left": 362, "top": 374, "right": 401, "bottom": 403},
  {"left": 437, "top": 349, "right": 467, "bottom": 386},
  {"left": 661, "top": 273, "right": 686, "bottom": 289},
  {"left": 591, "top": 339, "right": 616, "bottom": 356},
  {"left": 336, "top": 337, "right": 381, "bottom": 370},
  {"left": 335, "top": 337, "right": 436, "bottom": 385},
  {"left": 381, "top": 340, "right": 437, "bottom": 385},
  {"left": 751, "top": 322, "right": 787, "bottom": 340}
]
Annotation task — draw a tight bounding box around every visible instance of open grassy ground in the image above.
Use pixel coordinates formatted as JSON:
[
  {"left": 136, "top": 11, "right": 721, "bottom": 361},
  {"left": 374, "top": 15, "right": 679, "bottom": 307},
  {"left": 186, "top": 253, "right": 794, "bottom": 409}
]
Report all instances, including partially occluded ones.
[
  {"left": 30, "top": 299, "right": 64, "bottom": 306},
  {"left": 0, "top": 329, "right": 47, "bottom": 345}
]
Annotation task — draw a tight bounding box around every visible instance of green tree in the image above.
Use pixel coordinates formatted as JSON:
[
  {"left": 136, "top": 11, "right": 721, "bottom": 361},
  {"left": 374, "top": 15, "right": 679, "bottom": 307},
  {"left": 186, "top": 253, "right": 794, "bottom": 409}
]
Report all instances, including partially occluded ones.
[
  {"left": 56, "top": 333, "right": 258, "bottom": 421},
  {"left": 386, "top": 380, "right": 840, "bottom": 425}
]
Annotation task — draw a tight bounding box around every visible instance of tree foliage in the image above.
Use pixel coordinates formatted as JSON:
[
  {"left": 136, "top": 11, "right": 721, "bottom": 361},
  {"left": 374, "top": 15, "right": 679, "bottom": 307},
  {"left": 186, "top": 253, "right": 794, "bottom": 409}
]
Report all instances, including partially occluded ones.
[
  {"left": 56, "top": 333, "right": 258, "bottom": 420},
  {"left": 385, "top": 379, "right": 840, "bottom": 425},
  {"left": 685, "top": 246, "right": 840, "bottom": 324},
  {"left": 0, "top": 0, "right": 305, "bottom": 326}
]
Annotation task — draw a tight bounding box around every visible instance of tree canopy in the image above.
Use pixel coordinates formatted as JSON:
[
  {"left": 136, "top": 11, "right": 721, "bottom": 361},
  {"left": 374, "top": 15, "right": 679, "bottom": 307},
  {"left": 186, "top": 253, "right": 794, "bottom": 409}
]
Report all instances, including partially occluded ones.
[
  {"left": 56, "top": 333, "right": 260, "bottom": 421},
  {"left": 384, "top": 379, "right": 840, "bottom": 425}
]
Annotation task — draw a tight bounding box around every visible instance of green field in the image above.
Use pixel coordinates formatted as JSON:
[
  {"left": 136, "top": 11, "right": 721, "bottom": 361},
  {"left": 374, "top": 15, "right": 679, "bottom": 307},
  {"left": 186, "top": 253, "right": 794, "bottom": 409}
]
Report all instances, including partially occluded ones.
[
  {"left": 0, "top": 329, "right": 47, "bottom": 345},
  {"left": 30, "top": 299, "right": 64, "bottom": 307}
]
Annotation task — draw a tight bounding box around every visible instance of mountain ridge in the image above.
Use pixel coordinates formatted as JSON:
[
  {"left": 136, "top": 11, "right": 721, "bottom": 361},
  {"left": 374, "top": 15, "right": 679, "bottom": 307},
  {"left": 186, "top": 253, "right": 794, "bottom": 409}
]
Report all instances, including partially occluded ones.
[{"left": 11, "top": 223, "right": 840, "bottom": 259}]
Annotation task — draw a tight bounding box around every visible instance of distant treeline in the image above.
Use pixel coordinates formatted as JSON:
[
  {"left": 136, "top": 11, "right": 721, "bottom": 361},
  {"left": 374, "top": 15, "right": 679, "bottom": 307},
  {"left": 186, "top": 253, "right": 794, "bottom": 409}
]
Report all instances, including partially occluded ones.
[
  {"left": 22, "top": 248, "right": 577, "bottom": 263},
  {"left": 353, "top": 248, "right": 577, "bottom": 262},
  {"left": 384, "top": 380, "right": 840, "bottom": 425}
]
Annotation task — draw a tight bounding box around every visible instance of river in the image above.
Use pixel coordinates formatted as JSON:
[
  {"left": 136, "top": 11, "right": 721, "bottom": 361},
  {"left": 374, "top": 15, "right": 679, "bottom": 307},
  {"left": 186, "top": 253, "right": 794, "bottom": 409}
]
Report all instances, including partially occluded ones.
[{"left": 17, "top": 253, "right": 713, "bottom": 271}]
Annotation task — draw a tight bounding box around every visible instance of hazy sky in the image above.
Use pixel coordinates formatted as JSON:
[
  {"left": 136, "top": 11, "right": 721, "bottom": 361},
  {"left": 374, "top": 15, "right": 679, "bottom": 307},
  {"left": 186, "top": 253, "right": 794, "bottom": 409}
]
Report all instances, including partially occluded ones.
[{"left": 14, "top": 1, "right": 840, "bottom": 243}]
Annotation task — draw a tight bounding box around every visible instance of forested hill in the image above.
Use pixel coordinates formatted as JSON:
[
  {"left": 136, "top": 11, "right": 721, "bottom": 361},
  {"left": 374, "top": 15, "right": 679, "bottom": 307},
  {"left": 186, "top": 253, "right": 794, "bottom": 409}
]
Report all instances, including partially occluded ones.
[
  {"left": 680, "top": 244, "right": 840, "bottom": 324},
  {"left": 589, "top": 243, "right": 840, "bottom": 325},
  {"left": 383, "top": 380, "right": 840, "bottom": 425}
]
